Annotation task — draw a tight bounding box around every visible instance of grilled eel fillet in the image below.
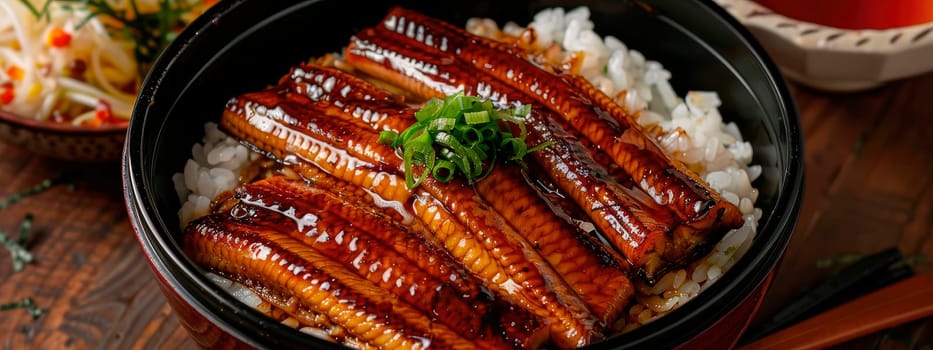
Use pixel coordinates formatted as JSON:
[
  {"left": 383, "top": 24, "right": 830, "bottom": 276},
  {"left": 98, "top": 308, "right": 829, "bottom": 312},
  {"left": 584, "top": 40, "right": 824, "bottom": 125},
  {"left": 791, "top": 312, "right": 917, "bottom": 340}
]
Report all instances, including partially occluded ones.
[
  {"left": 222, "top": 176, "right": 547, "bottom": 348},
  {"left": 217, "top": 271, "right": 374, "bottom": 348},
  {"left": 342, "top": 25, "right": 734, "bottom": 279},
  {"left": 355, "top": 7, "right": 744, "bottom": 270},
  {"left": 221, "top": 90, "right": 602, "bottom": 347},
  {"left": 186, "top": 214, "right": 506, "bottom": 349},
  {"left": 278, "top": 63, "right": 633, "bottom": 324},
  {"left": 372, "top": 6, "right": 723, "bottom": 216},
  {"left": 197, "top": 8, "right": 749, "bottom": 348},
  {"left": 238, "top": 171, "right": 480, "bottom": 298}
]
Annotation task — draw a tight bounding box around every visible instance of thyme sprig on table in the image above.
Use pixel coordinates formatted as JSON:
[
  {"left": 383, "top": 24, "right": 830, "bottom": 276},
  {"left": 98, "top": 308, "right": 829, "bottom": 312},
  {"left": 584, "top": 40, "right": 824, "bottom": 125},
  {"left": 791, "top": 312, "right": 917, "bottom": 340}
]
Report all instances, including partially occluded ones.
[
  {"left": 0, "top": 297, "right": 44, "bottom": 319},
  {"left": 0, "top": 174, "right": 68, "bottom": 270},
  {"left": 0, "top": 176, "right": 63, "bottom": 209},
  {"left": 0, "top": 214, "right": 35, "bottom": 272},
  {"left": 19, "top": 0, "right": 196, "bottom": 75},
  {"left": 0, "top": 175, "right": 68, "bottom": 319}
]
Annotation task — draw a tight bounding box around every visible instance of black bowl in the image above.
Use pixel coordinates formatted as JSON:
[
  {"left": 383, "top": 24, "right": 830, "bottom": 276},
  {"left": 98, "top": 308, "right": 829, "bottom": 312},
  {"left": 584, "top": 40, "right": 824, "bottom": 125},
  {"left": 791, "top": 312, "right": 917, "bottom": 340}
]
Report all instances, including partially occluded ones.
[{"left": 123, "top": 0, "right": 803, "bottom": 348}]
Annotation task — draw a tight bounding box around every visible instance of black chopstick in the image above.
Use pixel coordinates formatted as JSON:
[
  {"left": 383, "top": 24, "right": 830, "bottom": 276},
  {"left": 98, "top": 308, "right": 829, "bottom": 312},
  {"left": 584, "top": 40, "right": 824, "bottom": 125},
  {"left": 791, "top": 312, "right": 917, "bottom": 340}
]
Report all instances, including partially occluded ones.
[{"left": 740, "top": 247, "right": 913, "bottom": 344}]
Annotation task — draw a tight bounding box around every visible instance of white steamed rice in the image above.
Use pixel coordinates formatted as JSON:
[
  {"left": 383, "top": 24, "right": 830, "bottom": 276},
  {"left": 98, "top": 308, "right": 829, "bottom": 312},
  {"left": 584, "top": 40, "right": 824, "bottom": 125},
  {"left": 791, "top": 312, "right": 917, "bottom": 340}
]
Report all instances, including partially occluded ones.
[
  {"left": 172, "top": 5, "right": 763, "bottom": 339},
  {"left": 173, "top": 122, "right": 258, "bottom": 227}
]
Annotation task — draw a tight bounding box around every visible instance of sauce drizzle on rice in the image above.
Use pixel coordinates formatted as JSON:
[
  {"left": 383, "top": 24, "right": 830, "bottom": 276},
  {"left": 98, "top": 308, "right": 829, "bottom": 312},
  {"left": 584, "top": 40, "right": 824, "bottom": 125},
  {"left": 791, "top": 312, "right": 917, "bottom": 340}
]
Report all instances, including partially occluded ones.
[{"left": 173, "top": 6, "right": 762, "bottom": 348}]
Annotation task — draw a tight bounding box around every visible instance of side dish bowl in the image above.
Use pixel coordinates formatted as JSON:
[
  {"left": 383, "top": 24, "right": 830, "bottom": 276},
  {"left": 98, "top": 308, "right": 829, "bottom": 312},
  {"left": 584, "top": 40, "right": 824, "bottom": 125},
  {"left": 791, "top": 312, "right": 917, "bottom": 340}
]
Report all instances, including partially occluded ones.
[
  {"left": 122, "top": 0, "right": 804, "bottom": 348},
  {"left": 0, "top": 110, "right": 126, "bottom": 162},
  {"left": 715, "top": 0, "right": 933, "bottom": 92}
]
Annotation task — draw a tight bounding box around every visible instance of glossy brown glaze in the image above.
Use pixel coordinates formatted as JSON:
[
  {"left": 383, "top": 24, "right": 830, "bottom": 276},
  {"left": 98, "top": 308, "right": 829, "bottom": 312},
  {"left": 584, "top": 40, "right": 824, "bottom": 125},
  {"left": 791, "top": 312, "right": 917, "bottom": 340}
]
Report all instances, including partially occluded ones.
[
  {"left": 226, "top": 178, "right": 546, "bottom": 348},
  {"left": 418, "top": 174, "right": 602, "bottom": 348},
  {"left": 228, "top": 275, "right": 365, "bottom": 346},
  {"left": 280, "top": 64, "right": 635, "bottom": 323},
  {"left": 183, "top": 214, "right": 481, "bottom": 349},
  {"left": 562, "top": 74, "right": 745, "bottom": 231},
  {"left": 370, "top": 6, "right": 744, "bottom": 255},
  {"left": 475, "top": 165, "right": 634, "bottom": 324},
  {"left": 222, "top": 90, "right": 602, "bottom": 347},
  {"left": 280, "top": 64, "right": 399, "bottom": 103},
  {"left": 221, "top": 91, "right": 412, "bottom": 204},
  {"left": 344, "top": 29, "right": 716, "bottom": 278},
  {"left": 239, "top": 176, "right": 477, "bottom": 297},
  {"left": 522, "top": 108, "right": 676, "bottom": 277},
  {"left": 198, "top": 7, "right": 766, "bottom": 348},
  {"left": 231, "top": 190, "right": 474, "bottom": 317}
]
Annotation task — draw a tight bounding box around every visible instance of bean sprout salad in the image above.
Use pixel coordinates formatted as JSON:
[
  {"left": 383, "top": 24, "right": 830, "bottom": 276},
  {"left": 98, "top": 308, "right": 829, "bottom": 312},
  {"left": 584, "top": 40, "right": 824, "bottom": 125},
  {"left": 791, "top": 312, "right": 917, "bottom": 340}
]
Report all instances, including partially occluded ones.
[{"left": 0, "top": 0, "right": 213, "bottom": 127}]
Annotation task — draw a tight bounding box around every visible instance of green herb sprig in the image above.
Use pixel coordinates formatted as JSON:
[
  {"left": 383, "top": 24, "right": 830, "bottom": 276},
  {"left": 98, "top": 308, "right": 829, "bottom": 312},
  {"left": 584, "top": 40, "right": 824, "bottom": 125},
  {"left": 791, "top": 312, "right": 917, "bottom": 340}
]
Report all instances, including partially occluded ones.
[
  {"left": 379, "top": 92, "right": 551, "bottom": 188},
  {"left": 0, "top": 214, "right": 35, "bottom": 272},
  {"left": 0, "top": 174, "right": 67, "bottom": 271},
  {"left": 0, "top": 175, "right": 66, "bottom": 322},
  {"left": 20, "top": 0, "right": 195, "bottom": 76},
  {"left": 0, "top": 297, "right": 44, "bottom": 319},
  {"left": 0, "top": 176, "right": 63, "bottom": 209}
]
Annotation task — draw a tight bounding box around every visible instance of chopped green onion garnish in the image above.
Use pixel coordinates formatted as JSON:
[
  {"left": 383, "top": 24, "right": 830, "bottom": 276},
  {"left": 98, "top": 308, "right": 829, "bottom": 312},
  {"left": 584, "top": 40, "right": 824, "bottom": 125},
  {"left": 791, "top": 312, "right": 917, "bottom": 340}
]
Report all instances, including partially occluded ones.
[
  {"left": 428, "top": 117, "right": 457, "bottom": 132},
  {"left": 432, "top": 160, "right": 457, "bottom": 182},
  {"left": 500, "top": 137, "right": 527, "bottom": 160},
  {"left": 464, "top": 111, "right": 490, "bottom": 124},
  {"left": 402, "top": 134, "right": 435, "bottom": 189},
  {"left": 415, "top": 99, "right": 444, "bottom": 121},
  {"left": 378, "top": 130, "right": 398, "bottom": 145},
  {"left": 378, "top": 91, "right": 551, "bottom": 188},
  {"left": 455, "top": 125, "right": 484, "bottom": 145}
]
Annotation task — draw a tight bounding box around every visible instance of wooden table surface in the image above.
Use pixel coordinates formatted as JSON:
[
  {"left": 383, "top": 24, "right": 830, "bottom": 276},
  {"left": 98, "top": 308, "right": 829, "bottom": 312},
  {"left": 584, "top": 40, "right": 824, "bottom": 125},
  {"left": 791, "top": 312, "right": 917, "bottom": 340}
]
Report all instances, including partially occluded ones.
[{"left": 1, "top": 71, "right": 932, "bottom": 349}]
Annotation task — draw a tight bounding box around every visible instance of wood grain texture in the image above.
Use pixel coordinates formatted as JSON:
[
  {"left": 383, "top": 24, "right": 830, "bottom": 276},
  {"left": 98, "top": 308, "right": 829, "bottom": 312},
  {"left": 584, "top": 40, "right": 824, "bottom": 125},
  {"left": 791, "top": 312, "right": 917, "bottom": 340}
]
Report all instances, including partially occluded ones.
[
  {"left": 1, "top": 71, "right": 931, "bottom": 349},
  {"left": 755, "top": 71, "right": 933, "bottom": 348},
  {"left": 0, "top": 153, "right": 197, "bottom": 350}
]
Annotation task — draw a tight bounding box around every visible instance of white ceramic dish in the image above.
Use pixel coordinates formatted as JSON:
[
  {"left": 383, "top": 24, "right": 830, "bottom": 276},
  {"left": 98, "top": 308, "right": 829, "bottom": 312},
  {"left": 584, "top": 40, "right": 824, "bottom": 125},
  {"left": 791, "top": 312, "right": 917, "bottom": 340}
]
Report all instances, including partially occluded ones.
[{"left": 716, "top": 0, "right": 933, "bottom": 91}]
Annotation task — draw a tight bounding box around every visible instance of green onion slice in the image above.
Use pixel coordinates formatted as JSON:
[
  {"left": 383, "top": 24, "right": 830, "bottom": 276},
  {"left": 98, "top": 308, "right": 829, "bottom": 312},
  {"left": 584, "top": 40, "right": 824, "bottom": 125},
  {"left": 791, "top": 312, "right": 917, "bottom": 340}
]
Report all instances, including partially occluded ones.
[
  {"left": 464, "top": 110, "right": 490, "bottom": 125},
  {"left": 378, "top": 91, "right": 551, "bottom": 188},
  {"left": 432, "top": 160, "right": 457, "bottom": 183},
  {"left": 378, "top": 130, "right": 398, "bottom": 145}
]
